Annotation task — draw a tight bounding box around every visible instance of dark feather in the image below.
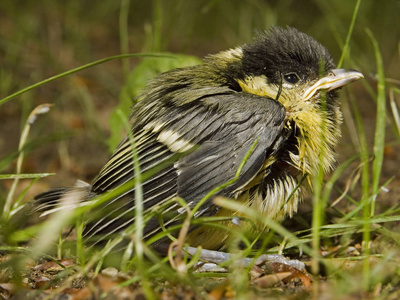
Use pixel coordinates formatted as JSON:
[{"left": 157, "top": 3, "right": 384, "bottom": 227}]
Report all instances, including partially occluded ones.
[{"left": 79, "top": 88, "right": 287, "bottom": 244}]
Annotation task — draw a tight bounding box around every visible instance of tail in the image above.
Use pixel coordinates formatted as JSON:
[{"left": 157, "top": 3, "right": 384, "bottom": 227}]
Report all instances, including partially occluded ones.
[{"left": 33, "top": 180, "right": 92, "bottom": 216}]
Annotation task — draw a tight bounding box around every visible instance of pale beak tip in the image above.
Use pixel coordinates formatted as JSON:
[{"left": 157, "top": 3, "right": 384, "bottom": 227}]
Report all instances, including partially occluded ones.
[
  {"left": 351, "top": 70, "right": 364, "bottom": 80},
  {"left": 303, "top": 68, "right": 363, "bottom": 101}
]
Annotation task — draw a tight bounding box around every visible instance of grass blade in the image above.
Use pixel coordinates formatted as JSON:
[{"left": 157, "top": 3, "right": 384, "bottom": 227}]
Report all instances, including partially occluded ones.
[{"left": 0, "top": 53, "right": 173, "bottom": 106}]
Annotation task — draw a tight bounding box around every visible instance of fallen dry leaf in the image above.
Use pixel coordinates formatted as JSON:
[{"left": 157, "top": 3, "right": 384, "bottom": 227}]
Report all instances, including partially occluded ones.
[
  {"left": 33, "top": 259, "right": 75, "bottom": 272},
  {"left": 252, "top": 272, "right": 292, "bottom": 288},
  {"left": 263, "top": 261, "right": 312, "bottom": 289}
]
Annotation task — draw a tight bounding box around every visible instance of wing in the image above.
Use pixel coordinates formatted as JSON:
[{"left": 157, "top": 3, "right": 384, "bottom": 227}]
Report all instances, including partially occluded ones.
[{"left": 86, "top": 86, "right": 287, "bottom": 243}]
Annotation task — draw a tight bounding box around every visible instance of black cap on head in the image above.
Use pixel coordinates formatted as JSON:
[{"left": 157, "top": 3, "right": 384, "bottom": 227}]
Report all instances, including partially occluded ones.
[{"left": 241, "top": 27, "right": 336, "bottom": 84}]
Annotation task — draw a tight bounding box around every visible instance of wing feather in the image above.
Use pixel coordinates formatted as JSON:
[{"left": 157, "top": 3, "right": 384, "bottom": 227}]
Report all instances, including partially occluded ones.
[{"left": 82, "top": 87, "right": 287, "bottom": 243}]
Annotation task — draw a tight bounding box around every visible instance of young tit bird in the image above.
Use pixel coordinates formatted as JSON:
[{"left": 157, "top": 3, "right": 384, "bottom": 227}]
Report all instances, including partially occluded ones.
[{"left": 35, "top": 27, "right": 363, "bottom": 250}]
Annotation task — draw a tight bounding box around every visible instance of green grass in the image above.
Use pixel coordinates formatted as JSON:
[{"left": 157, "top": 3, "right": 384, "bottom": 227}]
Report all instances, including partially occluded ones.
[{"left": 1, "top": 0, "right": 400, "bottom": 298}]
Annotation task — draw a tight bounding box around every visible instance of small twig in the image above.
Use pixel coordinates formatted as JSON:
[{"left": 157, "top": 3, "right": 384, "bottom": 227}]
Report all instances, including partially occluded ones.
[{"left": 168, "top": 200, "right": 192, "bottom": 273}]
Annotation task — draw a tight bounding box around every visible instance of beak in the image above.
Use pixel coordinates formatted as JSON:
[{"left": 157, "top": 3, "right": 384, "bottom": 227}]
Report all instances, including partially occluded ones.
[{"left": 303, "top": 69, "right": 364, "bottom": 101}]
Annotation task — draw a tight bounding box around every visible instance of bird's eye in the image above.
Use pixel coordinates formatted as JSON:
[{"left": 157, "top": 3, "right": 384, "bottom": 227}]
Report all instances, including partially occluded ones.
[{"left": 283, "top": 73, "right": 300, "bottom": 85}]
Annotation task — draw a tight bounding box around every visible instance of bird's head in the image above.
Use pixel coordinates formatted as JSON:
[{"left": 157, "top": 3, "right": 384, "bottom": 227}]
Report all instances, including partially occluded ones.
[
  {"left": 215, "top": 27, "right": 363, "bottom": 115},
  {"left": 208, "top": 26, "right": 363, "bottom": 174}
]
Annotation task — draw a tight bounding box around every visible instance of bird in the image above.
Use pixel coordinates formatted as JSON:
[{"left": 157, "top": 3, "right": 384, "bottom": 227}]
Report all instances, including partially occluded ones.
[{"left": 34, "top": 26, "right": 363, "bottom": 251}]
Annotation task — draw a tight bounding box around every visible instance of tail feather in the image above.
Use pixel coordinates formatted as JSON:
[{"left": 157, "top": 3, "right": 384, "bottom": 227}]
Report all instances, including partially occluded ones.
[{"left": 33, "top": 180, "right": 92, "bottom": 215}]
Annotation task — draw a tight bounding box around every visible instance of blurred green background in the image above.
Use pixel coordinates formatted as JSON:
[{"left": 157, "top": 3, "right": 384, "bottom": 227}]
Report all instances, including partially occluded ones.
[
  {"left": 0, "top": 0, "right": 399, "bottom": 196},
  {"left": 1, "top": 1, "right": 400, "bottom": 297}
]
